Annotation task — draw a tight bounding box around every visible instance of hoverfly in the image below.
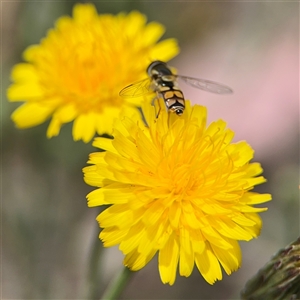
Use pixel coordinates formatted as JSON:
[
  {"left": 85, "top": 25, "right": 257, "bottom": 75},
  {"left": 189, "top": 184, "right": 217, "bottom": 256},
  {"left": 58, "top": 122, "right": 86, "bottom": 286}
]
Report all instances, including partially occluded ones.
[{"left": 119, "top": 60, "right": 233, "bottom": 116}]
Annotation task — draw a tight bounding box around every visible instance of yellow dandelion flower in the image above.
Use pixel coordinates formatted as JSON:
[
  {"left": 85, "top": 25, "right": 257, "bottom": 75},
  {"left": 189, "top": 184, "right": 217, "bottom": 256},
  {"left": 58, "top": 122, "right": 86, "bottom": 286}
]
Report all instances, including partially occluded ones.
[
  {"left": 83, "top": 100, "right": 272, "bottom": 285},
  {"left": 7, "top": 4, "right": 179, "bottom": 142}
]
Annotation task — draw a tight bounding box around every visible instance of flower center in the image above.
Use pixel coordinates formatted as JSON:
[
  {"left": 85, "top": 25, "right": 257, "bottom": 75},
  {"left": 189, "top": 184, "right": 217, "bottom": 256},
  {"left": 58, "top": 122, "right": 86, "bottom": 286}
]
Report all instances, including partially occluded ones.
[
  {"left": 169, "top": 163, "right": 198, "bottom": 196},
  {"left": 38, "top": 37, "right": 126, "bottom": 113}
]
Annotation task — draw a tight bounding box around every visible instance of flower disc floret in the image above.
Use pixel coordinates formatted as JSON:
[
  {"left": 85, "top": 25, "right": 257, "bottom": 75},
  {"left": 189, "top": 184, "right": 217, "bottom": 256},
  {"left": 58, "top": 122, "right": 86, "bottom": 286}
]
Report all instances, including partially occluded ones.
[
  {"left": 83, "top": 100, "right": 272, "bottom": 285},
  {"left": 7, "top": 4, "right": 179, "bottom": 142}
]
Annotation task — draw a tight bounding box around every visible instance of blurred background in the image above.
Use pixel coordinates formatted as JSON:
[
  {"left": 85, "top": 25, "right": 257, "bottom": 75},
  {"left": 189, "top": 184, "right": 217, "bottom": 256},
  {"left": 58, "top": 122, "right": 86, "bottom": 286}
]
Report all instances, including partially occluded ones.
[{"left": 2, "top": 1, "right": 299, "bottom": 299}]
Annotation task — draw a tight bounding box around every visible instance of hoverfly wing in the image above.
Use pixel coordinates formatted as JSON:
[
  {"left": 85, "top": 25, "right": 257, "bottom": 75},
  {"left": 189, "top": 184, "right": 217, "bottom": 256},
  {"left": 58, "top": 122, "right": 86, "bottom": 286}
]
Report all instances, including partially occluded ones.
[
  {"left": 119, "top": 78, "right": 153, "bottom": 98},
  {"left": 179, "top": 75, "right": 233, "bottom": 94}
]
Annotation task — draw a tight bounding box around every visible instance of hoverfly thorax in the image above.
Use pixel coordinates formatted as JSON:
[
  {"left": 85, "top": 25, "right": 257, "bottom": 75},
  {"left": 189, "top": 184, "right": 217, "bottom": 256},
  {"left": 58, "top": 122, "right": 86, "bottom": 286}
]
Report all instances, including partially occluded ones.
[{"left": 147, "top": 61, "right": 172, "bottom": 77}]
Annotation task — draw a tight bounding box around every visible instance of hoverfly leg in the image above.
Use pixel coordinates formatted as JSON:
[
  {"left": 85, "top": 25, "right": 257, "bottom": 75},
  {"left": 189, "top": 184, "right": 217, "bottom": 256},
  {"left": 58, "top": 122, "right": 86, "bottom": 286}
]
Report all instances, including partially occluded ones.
[
  {"left": 155, "top": 103, "right": 161, "bottom": 118},
  {"left": 151, "top": 97, "right": 161, "bottom": 118}
]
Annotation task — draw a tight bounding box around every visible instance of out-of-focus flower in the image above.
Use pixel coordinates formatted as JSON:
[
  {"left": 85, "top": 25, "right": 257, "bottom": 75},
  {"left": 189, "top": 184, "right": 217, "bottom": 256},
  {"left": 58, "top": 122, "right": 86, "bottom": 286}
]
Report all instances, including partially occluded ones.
[
  {"left": 83, "top": 100, "right": 272, "bottom": 285},
  {"left": 241, "top": 237, "right": 300, "bottom": 300},
  {"left": 7, "top": 3, "right": 179, "bottom": 142}
]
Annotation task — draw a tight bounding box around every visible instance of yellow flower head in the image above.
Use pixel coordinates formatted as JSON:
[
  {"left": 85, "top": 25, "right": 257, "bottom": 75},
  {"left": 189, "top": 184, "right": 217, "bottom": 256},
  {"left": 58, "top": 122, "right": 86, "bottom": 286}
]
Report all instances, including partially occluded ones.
[
  {"left": 7, "top": 4, "right": 179, "bottom": 142},
  {"left": 83, "top": 100, "right": 272, "bottom": 285}
]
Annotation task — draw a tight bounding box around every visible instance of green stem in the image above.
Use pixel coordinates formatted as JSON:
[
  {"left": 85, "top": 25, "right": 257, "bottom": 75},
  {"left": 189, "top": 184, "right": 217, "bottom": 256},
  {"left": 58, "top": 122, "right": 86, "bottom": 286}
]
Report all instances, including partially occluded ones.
[
  {"left": 86, "top": 229, "right": 104, "bottom": 300},
  {"left": 101, "top": 267, "right": 133, "bottom": 300}
]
